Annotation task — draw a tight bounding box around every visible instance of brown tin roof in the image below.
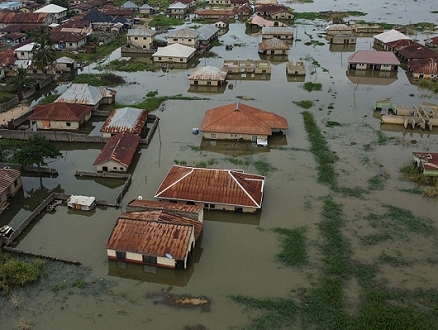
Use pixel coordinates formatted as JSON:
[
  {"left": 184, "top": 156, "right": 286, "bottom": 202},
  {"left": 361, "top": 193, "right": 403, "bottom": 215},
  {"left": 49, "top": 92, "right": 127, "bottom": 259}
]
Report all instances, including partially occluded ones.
[
  {"left": 155, "top": 165, "right": 265, "bottom": 209},
  {"left": 127, "top": 199, "right": 203, "bottom": 215},
  {"left": 50, "top": 30, "right": 88, "bottom": 43},
  {"left": 397, "top": 43, "right": 438, "bottom": 60},
  {"left": 0, "top": 11, "right": 49, "bottom": 24},
  {"left": 106, "top": 217, "right": 194, "bottom": 260},
  {"left": 119, "top": 210, "right": 203, "bottom": 239},
  {"left": 409, "top": 57, "right": 438, "bottom": 74},
  {"left": 93, "top": 132, "right": 140, "bottom": 167},
  {"left": 0, "top": 167, "right": 20, "bottom": 195},
  {"left": 188, "top": 66, "right": 227, "bottom": 81},
  {"left": 200, "top": 101, "right": 288, "bottom": 135},
  {"left": 258, "top": 37, "right": 290, "bottom": 51},
  {"left": 28, "top": 103, "right": 93, "bottom": 121}
]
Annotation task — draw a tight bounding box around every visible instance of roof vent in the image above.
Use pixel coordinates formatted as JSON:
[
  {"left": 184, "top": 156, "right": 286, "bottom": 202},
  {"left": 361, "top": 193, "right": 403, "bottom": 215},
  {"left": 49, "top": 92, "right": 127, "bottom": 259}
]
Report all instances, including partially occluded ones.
[{"left": 235, "top": 101, "right": 240, "bottom": 110}]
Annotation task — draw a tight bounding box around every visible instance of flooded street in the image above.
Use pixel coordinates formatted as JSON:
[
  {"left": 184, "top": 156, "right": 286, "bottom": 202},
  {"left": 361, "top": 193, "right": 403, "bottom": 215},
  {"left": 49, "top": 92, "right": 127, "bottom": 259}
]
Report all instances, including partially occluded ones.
[{"left": 2, "top": 0, "right": 438, "bottom": 329}]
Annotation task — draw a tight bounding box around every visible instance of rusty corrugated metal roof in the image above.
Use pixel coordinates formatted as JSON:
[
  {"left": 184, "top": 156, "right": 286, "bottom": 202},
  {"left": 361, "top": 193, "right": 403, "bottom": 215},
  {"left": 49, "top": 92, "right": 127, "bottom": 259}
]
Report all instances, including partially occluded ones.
[
  {"left": 100, "top": 107, "right": 148, "bottom": 135},
  {"left": 168, "top": 27, "right": 199, "bottom": 39},
  {"left": 29, "top": 103, "right": 92, "bottom": 122},
  {"left": 0, "top": 11, "right": 49, "bottom": 24},
  {"left": 106, "top": 218, "right": 194, "bottom": 260},
  {"left": 50, "top": 30, "right": 88, "bottom": 43},
  {"left": 119, "top": 210, "right": 203, "bottom": 239},
  {"left": 200, "top": 102, "right": 288, "bottom": 135},
  {"left": 258, "top": 37, "right": 290, "bottom": 51},
  {"left": 397, "top": 43, "right": 438, "bottom": 60},
  {"left": 155, "top": 165, "right": 265, "bottom": 209},
  {"left": 409, "top": 57, "right": 438, "bottom": 74},
  {"left": 188, "top": 66, "right": 227, "bottom": 81},
  {"left": 55, "top": 83, "right": 102, "bottom": 106},
  {"left": 93, "top": 132, "right": 140, "bottom": 167},
  {"left": 0, "top": 168, "right": 20, "bottom": 196},
  {"left": 127, "top": 199, "right": 203, "bottom": 214}
]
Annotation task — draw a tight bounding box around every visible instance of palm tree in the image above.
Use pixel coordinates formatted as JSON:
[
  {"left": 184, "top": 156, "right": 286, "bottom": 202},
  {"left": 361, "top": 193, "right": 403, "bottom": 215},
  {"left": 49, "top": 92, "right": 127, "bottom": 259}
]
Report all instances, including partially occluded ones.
[{"left": 31, "top": 27, "right": 56, "bottom": 85}]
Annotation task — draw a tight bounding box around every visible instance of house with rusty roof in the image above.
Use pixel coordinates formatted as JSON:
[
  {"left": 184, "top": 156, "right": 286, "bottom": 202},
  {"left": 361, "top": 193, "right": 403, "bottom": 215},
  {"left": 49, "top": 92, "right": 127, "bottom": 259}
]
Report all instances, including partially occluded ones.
[
  {"left": 255, "top": 4, "right": 294, "bottom": 20},
  {"left": 200, "top": 101, "right": 288, "bottom": 144},
  {"left": 167, "top": 28, "right": 200, "bottom": 49},
  {"left": 155, "top": 165, "right": 265, "bottom": 213},
  {"left": 215, "top": 16, "right": 230, "bottom": 28},
  {"left": 55, "top": 83, "right": 116, "bottom": 110},
  {"left": 348, "top": 50, "right": 400, "bottom": 71},
  {"left": 413, "top": 152, "right": 438, "bottom": 176},
  {"left": 0, "top": 49, "right": 16, "bottom": 80},
  {"left": 0, "top": 167, "right": 22, "bottom": 213},
  {"left": 188, "top": 66, "right": 228, "bottom": 86},
  {"left": 258, "top": 37, "right": 290, "bottom": 55},
  {"left": 126, "top": 199, "right": 204, "bottom": 222},
  {"left": 93, "top": 132, "right": 140, "bottom": 172},
  {"left": 0, "top": 11, "right": 53, "bottom": 27},
  {"left": 100, "top": 107, "right": 148, "bottom": 138},
  {"left": 28, "top": 103, "right": 93, "bottom": 130},
  {"left": 50, "top": 30, "right": 88, "bottom": 51},
  {"left": 152, "top": 43, "right": 196, "bottom": 64},
  {"left": 425, "top": 36, "right": 438, "bottom": 49},
  {"left": 106, "top": 210, "right": 202, "bottom": 269},
  {"left": 395, "top": 42, "right": 438, "bottom": 63},
  {"left": 409, "top": 57, "right": 438, "bottom": 80}
]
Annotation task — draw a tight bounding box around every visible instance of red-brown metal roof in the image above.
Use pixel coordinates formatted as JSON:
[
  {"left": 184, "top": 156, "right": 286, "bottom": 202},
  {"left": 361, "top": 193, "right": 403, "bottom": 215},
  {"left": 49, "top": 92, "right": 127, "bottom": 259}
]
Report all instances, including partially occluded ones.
[
  {"left": 127, "top": 199, "right": 203, "bottom": 214},
  {"left": 200, "top": 102, "right": 288, "bottom": 135},
  {"left": 119, "top": 210, "right": 203, "bottom": 239},
  {"left": 348, "top": 50, "right": 400, "bottom": 65},
  {"left": 155, "top": 165, "right": 265, "bottom": 209},
  {"left": 50, "top": 30, "right": 88, "bottom": 43},
  {"left": 0, "top": 168, "right": 20, "bottom": 195},
  {"left": 396, "top": 43, "right": 438, "bottom": 60},
  {"left": 0, "top": 11, "right": 49, "bottom": 24},
  {"left": 100, "top": 107, "right": 148, "bottom": 135},
  {"left": 106, "top": 218, "right": 194, "bottom": 260},
  {"left": 93, "top": 132, "right": 140, "bottom": 167},
  {"left": 409, "top": 57, "right": 438, "bottom": 74},
  {"left": 28, "top": 103, "right": 92, "bottom": 122}
]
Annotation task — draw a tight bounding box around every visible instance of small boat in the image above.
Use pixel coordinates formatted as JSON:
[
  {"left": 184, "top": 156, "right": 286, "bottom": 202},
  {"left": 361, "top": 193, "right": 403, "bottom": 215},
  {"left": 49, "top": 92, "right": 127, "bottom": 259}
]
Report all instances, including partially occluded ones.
[{"left": 46, "top": 200, "right": 62, "bottom": 212}]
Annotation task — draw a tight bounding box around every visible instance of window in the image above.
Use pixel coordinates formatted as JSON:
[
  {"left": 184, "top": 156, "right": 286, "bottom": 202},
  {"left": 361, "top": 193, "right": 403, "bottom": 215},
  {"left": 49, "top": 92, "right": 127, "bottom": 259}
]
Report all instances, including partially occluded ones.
[
  {"left": 13, "top": 179, "right": 17, "bottom": 187},
  {"left": 143, "top": 255, "right": 157, "bottom": 264},
  {"left": 66, "top": 122, "right": 71, "bottom": 127},
  {"left": 116, "top": 251, "right": 126, "bottom": 260},
  {"left": 194, "top": 80, "right": 198, "bottom": 85},
  {"left": 179, "top": 58, "right": 183, "bottom": 62},
  {"left": 188, "top": 39, "right": 192, "bottom": 42},
  {"left": 211, "top": 133, "right": 217, "bottom": 139},
  {"left": 143, "top": 45, "right": 146, "bottom": 48},
  {"left": 134, "top": 37, "right": 138, "bottom": 40},
  {"left": 158, "top": 57, "right": 162, "bottom": 60},
  {"left": 251, "top": 135, "right": 257, "bottom": 141},
  {"left": 113, "top": 166, "right": 117, "bottom": 170},
  {"left": 173, "top": 38, "right": 178, "bottom": 41},
  {"left": 207, "top": 81, "right": 211, "bottom": 86},
  {"left": 143, "top": 37, "right": 147, "bottom": 40}
]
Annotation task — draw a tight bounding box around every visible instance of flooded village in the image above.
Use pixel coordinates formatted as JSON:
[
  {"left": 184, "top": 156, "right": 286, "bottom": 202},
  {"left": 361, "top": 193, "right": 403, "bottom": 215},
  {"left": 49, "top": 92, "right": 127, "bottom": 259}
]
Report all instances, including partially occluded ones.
[{"left": 1, "top": 0, "right": 438, "bottom": 329}]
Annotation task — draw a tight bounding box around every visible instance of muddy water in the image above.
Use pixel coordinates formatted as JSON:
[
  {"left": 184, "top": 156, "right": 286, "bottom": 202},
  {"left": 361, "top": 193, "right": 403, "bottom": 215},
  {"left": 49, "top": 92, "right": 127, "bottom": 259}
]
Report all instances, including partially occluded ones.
[{"left": 2, "top": 1, "right": 438, "bottom": 329}]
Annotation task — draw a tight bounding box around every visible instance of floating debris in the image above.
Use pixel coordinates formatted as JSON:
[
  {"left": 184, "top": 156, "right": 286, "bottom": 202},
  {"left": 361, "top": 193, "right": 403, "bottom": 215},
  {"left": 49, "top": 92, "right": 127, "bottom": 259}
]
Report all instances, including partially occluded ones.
[{"left": 147, "top": 291, "right": 211, "bottom": 312}]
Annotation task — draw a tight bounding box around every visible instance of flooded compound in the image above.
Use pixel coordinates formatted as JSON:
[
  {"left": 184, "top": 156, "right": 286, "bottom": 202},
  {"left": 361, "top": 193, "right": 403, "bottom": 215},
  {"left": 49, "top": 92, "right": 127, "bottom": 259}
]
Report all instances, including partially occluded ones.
[{"left": 2, "top": 0, "right": 438, "bottom": 329}]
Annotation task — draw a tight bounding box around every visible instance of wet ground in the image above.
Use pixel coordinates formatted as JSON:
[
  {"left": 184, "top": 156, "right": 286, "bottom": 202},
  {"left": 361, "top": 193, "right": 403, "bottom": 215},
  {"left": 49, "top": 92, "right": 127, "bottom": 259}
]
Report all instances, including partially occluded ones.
[{"left": 2, "top": 1, "right": 438, "bottom": 329}]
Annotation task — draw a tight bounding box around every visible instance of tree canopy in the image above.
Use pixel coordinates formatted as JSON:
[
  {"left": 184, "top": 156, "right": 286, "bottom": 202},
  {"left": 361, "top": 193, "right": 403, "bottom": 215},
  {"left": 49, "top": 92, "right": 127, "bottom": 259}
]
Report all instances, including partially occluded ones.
[
  {"left": 13, "top": 135, "right": 62, "bottom": 172},
  {"left": 31, "top": 27, "right": 56, "bottom": 76}
]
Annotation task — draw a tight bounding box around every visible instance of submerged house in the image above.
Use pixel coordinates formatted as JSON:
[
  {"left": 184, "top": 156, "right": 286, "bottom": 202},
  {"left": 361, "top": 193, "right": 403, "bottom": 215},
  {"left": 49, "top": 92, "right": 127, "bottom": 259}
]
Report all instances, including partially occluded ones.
[
  {"left": 93, "top": 132, "right": 140, "bottom": 172},
  {"left": 55, "top": 83, "right": 116, "bottom": 110},
  {"left": 155, "top": 165, "right": 266, "bottom": 213},
  {"left": 152, "top": 43, "right": 196, "bottom": 64},
  {"left": 28, "top": 103, "right": 93, "bottom": 130},
  {"left": 67, "top": 195, "right": 96, "bottom": 210},
  {"left": 413, "top": 152, "right": 438, "bottom": 176},
  {"left": 409, "top": 57, "right": 438, "bottom": 79},
  {"left": 348, "top": 50, "right": 400, "bottom": 71},
  {"left": 188, "top": 66, "right": 228, "bottom": 86},
  {"left": 106, "top": 210, "right": 204, "bottom": 269},
  {"left": 0, "top": 167, "right": 22, "bottom": 213},
  {"left": 286, "top": 61, "right": 306, "bottom": 76},
  {"left": 200, "top": 101, "right": 288, "bottom": 143},
  {"left": 261, "top": 26, "right": 294, "bottom": 41},
  {"left": 100, "top": 107, "right": 148, "bottom": 138},
  {"left": 258, "top": 37, "right": 290, "bottom": 55}
]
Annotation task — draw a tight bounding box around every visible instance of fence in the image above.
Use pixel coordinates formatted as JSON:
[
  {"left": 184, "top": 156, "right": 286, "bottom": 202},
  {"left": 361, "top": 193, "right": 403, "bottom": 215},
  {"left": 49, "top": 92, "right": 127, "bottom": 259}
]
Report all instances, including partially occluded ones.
[{"left": 0, "top": 96, "right": 19, "bottom": 112}]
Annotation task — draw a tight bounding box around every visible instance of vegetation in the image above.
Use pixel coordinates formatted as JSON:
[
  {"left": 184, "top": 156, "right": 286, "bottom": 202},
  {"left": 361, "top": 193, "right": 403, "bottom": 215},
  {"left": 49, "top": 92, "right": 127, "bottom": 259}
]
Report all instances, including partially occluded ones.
[
  {"left": 13, "top": 135, "right": 62, "bottom": 174},
  {"left": 97, "top": 59, "right": 159, "bottom": 72},
  {"left": 32, "top": 27, "right": 56, "bottom": 81},
  {"left": 5, "top": 67, "right": 36, "bottom": 95},
  {"left": 73, "top": 73, "right": 126, "bottom": 87},
  {"left": 273, "top": 227, "right": 308, "bottom": 266},
  {"left": 419, "top": 79, "right": 438, "bottom": 93},
  {"left": 294, "top": 11, "right": 366, "bottom": 21},
  {"left": 294, "top": 100, "right": 314, "bottom": 109},
  {"left": 149, "top": 14, "right": 185, "bottom": 27},
  {"left": 302, "top": 111, "right": 338, "bottom": 188},
  {"left": 117, "top": 94, "right": 209, "bottom": 111},
  {"left": 302, "top": 82, "right": 322, "bottom": 92},
  {"left": 0, "top": 252, "right": 45, "bottom": 295},
  {"left": 36, "top": 94, "right": 61, "bottom": 106},
  {"left": 0, "top": 92, "right": 17, "bottom": 103}
]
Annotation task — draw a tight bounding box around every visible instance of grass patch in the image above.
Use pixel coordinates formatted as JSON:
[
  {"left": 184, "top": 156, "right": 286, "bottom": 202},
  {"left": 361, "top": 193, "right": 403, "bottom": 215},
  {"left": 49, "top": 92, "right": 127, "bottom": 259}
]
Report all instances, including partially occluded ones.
[
  {"left": 302, "top": 82, "right": 322, "bottom": 92},
  {"left": 272, "top": 227, "right": 308, "bottom": 267},
  {"left": 294, "top": 100, "right": 314, "bottom": 109},
  {"left": 302, "top": 111, "right": 338, "bottom": 189},
  {"left": 227, "top": 157, "right": 251, "bottom": 166},
  {"left": 378, "top": 252, "right": 412, "bottom": 267},
  {"left": 325, "top": 121, "right": 341, "bottom": 127},
  {"left": 36, "top": 93, "right": 60, "bottom": 105},
  {"left": 383, "top": 205, "right": 435, "bottom": 236},
  {"left": 149, "top": 14, "right": 185, "bottom": 27},
  {"left": 0, "top": 252, "right": 46, "bottom": 295},
  {"left": 367, "top": 175, "right": 386, "bottom": 190},
  {"left": 117, "top": 94, "right": 209, "bottom": 111},
  {"left": 400, "top": 164, "right": 438, "bottom": 186},
  {"left": 253, "top": 160, "right": 275, "bottom": 176},
  {"left": 0, "top": 92, "right": 16, "bottom": 103},
  {"left": 97, "top": 59, "right": 159, "bottom": 72},
  {"left": 376, "top": 131, "right": 389, "bottom": 145},
  {"left": 360, "top": 232, "right": 392, "bottom": 246},
  {"left": 73, "top": 72, "right": 125, "bottom": 87}
]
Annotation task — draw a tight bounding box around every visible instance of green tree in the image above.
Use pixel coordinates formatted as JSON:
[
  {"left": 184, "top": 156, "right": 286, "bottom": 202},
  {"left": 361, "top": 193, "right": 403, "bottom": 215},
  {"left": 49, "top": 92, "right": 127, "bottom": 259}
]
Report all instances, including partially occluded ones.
[
  {"left": 6, "top": 67, "right": 36, "bottom": 99},
  {"left": 13, "top": 135, "right": 62, "bottom": 174},
  {"left": 31, "top": 27, "right": 56, "bottom": 82}
]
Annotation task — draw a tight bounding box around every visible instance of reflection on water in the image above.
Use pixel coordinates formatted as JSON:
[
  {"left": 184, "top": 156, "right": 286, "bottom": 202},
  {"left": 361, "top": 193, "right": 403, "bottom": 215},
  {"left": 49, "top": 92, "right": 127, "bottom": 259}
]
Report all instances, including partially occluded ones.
[
  {"left": 346, "top": 69, "right": 398, "bottom": 85},
  {"left": 200, "top": 139, "right": 270, "bottom": 157},
  {"left": 380, "top": 123, "right": 438, "bottom": 137},
  {"left": 204, "top": 210, "right": 261, "bottom": 225},
  {"left": 329, "top": 43, "right": 356, "bottom": 52},
  {"left": 187, "top": 84, "right": 227, "bottom": 94}
]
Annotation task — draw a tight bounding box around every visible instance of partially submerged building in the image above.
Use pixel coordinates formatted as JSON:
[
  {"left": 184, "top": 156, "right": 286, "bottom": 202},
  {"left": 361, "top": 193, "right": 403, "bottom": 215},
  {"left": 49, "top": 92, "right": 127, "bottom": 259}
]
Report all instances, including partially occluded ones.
[
  {"left": 188, "top": 66, "right": 228, "bottom": 86},
  {"left": 155, "top": 165, "right": 266, "bottom": 213},
  {"left": 348, "top": 50, "right": 400, "bottom": 71},
  {"left": 100, "top": 107, "right": 148, "bottom": 138},
  {"left": 28, "top": 103, "right": 93, "bottom": 130},
  {"left": 0, "top": 167, "right": 22, "bottom": 213},
  {"left": 413, "top": 152, "right": 438, "bottom": 176}
]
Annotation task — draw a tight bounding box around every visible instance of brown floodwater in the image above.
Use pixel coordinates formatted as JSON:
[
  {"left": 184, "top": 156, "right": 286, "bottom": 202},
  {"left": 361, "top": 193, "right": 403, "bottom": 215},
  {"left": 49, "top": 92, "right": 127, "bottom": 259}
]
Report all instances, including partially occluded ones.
[{"left": 2, "top": 1, "right": 438, "bottom": 329}]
